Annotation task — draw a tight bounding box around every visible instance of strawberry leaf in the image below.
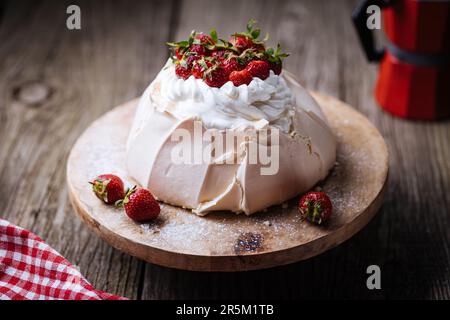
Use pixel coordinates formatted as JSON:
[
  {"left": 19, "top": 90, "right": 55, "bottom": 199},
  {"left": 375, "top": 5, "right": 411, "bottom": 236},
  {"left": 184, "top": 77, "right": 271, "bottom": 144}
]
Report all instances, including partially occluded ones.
[
  {"left": 166, "top": 40, "right": 189, "bottom": 48},
  {"left": 198, "top": 58, "right": 208, "bottom": 70},
  {"left": 251, "top": 28, "right": 260, "bottom": 39},
  {"left": 275, "top": 43, "right": 281, "bottom": 55},
  {"left": 210, "top": 28, "right": 218, "bottom": 43},
  {"left": 179, "top": 59, "right": 188, "bottom": 68},
  {"left": 188, "top": 30, "right": 197, "bottom": 45},
  {"left": 247, "top": 18, "right": 256, "bottom": 32}
]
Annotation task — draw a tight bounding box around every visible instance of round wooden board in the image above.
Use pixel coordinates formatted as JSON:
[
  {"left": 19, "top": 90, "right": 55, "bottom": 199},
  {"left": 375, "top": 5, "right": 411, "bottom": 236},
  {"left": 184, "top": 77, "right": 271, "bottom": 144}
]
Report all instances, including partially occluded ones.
[{"left": 67, "top": 92, "right": 388, "bottom": 272}]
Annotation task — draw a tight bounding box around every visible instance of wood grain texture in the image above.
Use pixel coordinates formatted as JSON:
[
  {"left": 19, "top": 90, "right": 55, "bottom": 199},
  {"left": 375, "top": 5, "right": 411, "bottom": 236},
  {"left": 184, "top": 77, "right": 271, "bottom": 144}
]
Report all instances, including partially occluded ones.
[
  {"left": 0, "top": 0, "right": 176, "bottom": 299},
  {"left": 0, "top": 0, "right": 449, "bottom": 299}
]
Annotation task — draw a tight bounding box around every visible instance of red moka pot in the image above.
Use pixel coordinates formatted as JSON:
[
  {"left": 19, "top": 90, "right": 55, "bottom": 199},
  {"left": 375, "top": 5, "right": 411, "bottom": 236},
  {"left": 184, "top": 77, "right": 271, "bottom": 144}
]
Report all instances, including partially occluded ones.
[{"left": 353, "top": 0, "right": 450, "bottom": 120}]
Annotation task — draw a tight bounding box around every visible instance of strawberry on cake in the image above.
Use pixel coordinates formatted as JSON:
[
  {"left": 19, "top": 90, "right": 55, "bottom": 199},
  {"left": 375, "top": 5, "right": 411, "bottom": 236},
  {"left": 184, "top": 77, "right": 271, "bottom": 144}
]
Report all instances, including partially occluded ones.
[{"left": 126, "top": 20, "right": 337, "bottom": 215}]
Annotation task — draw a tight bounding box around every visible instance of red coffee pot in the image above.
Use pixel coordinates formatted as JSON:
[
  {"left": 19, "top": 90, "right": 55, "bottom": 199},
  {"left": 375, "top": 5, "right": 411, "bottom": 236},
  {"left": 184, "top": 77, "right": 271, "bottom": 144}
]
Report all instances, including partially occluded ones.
[{"left": 353, "top": 0, "right": 450, "bottom": 120}]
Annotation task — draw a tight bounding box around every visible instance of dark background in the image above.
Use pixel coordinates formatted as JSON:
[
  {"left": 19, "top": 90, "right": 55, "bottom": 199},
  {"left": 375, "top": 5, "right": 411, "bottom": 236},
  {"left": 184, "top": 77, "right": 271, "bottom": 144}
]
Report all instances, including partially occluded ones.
[{"left": 0, "top": 0, "right": 449, "bottom": 299}]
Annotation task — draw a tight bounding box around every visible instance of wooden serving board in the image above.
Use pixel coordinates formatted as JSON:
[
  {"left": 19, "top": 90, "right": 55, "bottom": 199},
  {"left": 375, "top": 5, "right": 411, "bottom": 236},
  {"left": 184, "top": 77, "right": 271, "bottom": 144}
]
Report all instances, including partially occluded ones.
[{"left": 67, "top": 92, "right": 388, "bottom": 272}]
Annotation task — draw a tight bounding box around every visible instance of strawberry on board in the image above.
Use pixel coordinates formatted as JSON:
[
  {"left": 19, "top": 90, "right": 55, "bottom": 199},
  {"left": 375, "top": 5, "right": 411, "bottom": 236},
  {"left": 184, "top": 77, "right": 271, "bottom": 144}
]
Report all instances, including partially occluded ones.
[
  {"left": 118, "top": 186, "right": 160, "bottom": 223},
  {"left": 298, "top": 191, "right": 333, "bottom": 225},
  {"left": 89, "top": 174, "right": 125, "bottom": 204}
]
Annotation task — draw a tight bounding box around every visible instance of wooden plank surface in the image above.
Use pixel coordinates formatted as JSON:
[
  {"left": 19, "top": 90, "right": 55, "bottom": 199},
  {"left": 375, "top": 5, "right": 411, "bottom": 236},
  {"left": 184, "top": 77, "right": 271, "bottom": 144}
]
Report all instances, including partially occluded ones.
[{"left": 0, "top": 0, "right": 449, "bottom": 299}]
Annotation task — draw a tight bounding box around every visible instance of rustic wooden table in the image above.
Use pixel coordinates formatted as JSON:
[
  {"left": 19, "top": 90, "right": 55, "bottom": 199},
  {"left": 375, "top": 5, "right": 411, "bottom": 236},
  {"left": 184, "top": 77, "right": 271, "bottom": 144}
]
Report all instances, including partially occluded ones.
[{"left": 0, "top": 0, "right": 449, "bottom": 300}]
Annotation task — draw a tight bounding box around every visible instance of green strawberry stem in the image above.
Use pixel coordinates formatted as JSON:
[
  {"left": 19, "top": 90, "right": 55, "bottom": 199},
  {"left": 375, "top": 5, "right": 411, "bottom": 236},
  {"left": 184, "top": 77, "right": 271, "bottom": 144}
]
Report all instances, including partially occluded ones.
[
  {"left": 303, "top": 200, "right": 324, "bottom": 225},
  {"left": 90, "top": 178, "right": 110, "bottom": 202},
  {"left": 115, "top": 185, "right": 137, "bottom": 207}
]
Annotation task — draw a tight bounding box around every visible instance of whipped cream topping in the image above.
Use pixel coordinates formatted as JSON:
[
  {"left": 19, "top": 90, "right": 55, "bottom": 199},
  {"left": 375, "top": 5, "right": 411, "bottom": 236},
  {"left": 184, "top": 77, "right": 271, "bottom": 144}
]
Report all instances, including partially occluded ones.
[{"left": 153, "top": 60, "right": 295, "bottom": 133}]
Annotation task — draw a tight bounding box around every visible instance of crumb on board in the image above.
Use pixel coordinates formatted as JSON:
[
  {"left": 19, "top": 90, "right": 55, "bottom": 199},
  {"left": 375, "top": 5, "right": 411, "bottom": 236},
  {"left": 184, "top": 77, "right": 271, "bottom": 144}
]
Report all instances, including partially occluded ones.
[{"left": 234, "top": 232, "right": 263, "bottom": 254}]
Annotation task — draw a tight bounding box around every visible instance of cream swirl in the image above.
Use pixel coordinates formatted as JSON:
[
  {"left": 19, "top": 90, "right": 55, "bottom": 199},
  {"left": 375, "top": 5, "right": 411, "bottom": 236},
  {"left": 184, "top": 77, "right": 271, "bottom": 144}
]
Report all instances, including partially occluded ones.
[{"left": 152, "top": 60, "right": 295, "bottom": 133}]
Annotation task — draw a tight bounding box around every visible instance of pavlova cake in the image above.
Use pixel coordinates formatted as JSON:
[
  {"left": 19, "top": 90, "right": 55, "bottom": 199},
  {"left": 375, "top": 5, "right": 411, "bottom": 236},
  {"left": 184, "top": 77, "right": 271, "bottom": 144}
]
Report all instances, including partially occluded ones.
[{"left": 126, "top": 20, "right": 336, "bottom": 215}]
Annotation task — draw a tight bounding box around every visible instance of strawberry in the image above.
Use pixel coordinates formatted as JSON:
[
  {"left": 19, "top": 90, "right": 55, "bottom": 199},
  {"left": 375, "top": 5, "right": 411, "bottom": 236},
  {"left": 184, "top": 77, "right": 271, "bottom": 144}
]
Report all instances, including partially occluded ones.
[
  {"left": 211, "top": 50, "right": 226, "bottom": 59},
  {"left": 195, "top": 34, "right": 215, "bottom": 45},
  {"left": 192, "top": 59, "right": 211, "bottom": 79},
  {"left": 190, "top": 44, "right": 208, "bottom": 56},
  {"left": 192, "top": 63, "right": 204, "bottom": 79},
  {"left": 175, "top": 55, "right": 200, "bottom": 80},
  {"left": 298, "top": 191, "right": 333, "bottom": 225},
  {"left": 184, "top": 54, "right": 201, "bottom": 70},
  {"left": 211, "top": 50, "right": 242, "bottom": 76},
  {"left": 269, "top": 61, "right": 282, "bottom": 75},
  {"left": 175, "top": 47, "right": 183, "bottom": 60},
  {"left": 233, "top": 35, "right": 251, "bottom": 51},
  {"left": 193, "top": 56, "right": 239, "bottom": 84},
  {"left": 204, "top": 66, "right": 229, "bottom": 88},
  {"left": 233, "top": 35, "right": 264, "bottom": 52},
  {"left": 175, "top": 64, "right": 191, "bottom": 79},
  {"left": 245, "top": 60, "right": 270, "bottom": 80},
  {"left": 190, "top": 34, "right": 215, "bottom": 56},
  {"left": 191, "top": 58, "right": 228, "bottom": 87},
  {"left": 229, "top": 69, "right": 253, "bottom": 86},
  {"left": 231, "top": 19, "right": 265, "bottom": 52},
  {"left": 118, "top": 186, "right": 160, "bottom": 222},
  {"left": 264, "top": 44, "right": 288, "bottom": 75},
  {"left": 220, "top": 57, "right": 242, "bottom": 76},
  {"left": 89, "top": 174, "right": 125, "bottom": 204}
]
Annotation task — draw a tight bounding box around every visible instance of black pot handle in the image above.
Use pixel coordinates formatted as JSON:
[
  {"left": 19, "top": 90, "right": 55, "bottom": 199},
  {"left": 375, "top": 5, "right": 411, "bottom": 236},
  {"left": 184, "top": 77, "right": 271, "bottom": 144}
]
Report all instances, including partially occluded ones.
[{"left": 352, "top": 0, "right": 391, "bottom": 62}]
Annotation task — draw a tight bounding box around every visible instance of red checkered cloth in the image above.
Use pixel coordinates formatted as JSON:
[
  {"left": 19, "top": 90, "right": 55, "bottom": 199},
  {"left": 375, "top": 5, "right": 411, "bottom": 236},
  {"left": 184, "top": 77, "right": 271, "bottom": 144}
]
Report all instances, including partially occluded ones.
[{"left": 0, "top": 218, "right": 126, "bottom": 300}]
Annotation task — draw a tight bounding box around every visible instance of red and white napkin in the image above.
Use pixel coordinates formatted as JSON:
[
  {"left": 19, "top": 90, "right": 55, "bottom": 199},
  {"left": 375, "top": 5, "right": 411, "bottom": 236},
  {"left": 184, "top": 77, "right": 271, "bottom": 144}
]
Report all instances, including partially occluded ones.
[{"left": 0, "top": 218, "right": 126, "bottom": 300}]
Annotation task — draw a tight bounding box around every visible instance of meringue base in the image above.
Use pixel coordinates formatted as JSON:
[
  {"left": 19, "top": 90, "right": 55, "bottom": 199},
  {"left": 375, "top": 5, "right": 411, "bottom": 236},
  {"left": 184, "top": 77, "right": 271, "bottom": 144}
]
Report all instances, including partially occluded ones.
[
  {"left": 126, "top": 73, "right": 337, "bottom": 215},
  {"left": 67, "top": 92, "right": 388, "bottom": 271}
]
